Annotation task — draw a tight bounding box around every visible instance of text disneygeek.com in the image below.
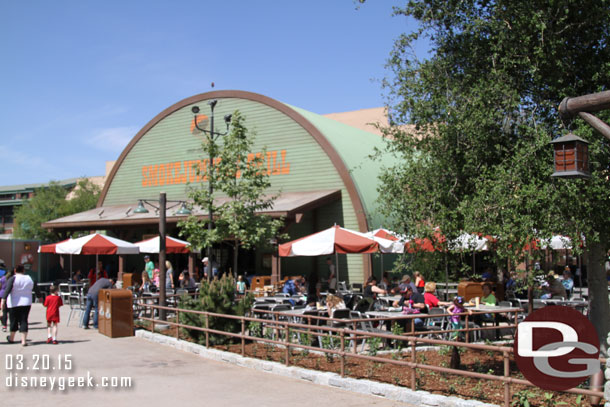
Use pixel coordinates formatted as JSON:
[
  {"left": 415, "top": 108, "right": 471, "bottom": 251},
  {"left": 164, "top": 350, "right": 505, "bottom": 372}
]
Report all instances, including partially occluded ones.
[{"left": 4, "top": 354, "right": 132, "bottom": 391}]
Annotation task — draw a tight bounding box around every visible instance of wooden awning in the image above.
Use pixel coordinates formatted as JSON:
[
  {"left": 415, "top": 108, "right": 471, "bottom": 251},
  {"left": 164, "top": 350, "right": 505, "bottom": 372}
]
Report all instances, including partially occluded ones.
[{"left": 42, "top": 189, "right": 341, "bottom": 232}]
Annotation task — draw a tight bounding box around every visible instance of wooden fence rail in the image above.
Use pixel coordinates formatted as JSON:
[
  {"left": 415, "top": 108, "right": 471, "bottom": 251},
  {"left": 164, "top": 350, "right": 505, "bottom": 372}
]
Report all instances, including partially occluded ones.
[{"left": 135, "top": 301, "right": 604, "bottom": 406}]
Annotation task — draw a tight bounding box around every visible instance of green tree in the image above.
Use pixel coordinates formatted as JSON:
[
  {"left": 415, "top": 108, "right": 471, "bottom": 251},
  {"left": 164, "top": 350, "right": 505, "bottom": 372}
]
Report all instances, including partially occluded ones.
[
  {"left": 376, "top": 1, "right": 610, "bottom": 348},
  {"left": 14, "top": 179, "right": 100, "bottom": 241},
  {"left": 179, "top": 111, "right": 285, "bottom": 276}
]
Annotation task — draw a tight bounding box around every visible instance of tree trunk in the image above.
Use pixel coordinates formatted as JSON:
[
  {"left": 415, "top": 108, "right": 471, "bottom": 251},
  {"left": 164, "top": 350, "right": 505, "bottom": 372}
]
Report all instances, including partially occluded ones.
[
  {"left": 586, "top": 242, "right": 609, "bottom": 354},
  {"left": 450, "top": 346, "right": 461, "bottom": 369},
  {"left": 233, "top": 239, "right": 239, "bottom": 278}
]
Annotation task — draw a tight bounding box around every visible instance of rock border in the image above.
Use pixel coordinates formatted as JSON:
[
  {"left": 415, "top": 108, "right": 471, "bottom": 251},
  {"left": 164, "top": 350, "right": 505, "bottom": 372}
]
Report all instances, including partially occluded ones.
[{"left": 136, "top": 329, "right": 498, "bottom": 407}]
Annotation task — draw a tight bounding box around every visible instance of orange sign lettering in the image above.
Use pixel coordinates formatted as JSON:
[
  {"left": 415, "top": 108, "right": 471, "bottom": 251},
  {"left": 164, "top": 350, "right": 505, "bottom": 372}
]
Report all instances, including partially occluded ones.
[{"left": 141, "top": 149, "right": 290, "bottom": 188}]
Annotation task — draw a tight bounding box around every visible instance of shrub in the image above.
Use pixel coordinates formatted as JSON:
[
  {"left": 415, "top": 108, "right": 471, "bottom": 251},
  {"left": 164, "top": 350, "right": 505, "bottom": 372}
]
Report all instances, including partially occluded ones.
[{"left": 179, "top": 274, "right": 253, "bottom": 345}]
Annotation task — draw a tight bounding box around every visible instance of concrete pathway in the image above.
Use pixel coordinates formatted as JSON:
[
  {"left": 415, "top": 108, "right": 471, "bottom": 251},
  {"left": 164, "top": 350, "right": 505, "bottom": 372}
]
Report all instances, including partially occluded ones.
[{"left": 1, "top": 304, "right": 412, "bottom": 407}]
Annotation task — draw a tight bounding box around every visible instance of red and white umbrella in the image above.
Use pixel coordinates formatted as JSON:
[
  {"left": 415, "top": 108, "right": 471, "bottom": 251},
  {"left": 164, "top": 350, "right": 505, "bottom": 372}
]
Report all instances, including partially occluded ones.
[
  {"left": 38, "top": 238, "right": 72, "bottom": 253},
  {"left": 367, "top": 228, "right": 405, "bottom": 254},
  {"left": 404, "top": 230, "right": 447, "bottom": 253},
  {"left": 279, "top": 225, "right": 379, "bottom": 257},
  {"left": 135, "top": 236, "right": 192, "bottom": 254},
  {"left": 541, "top": 235, "right": 573, "bottom": 250},
  {"left": 55, "top": 233, "right": 139, "bottom": 255},
  {"left": 451, "top": 233, "right": 492, "bottom": 252}
]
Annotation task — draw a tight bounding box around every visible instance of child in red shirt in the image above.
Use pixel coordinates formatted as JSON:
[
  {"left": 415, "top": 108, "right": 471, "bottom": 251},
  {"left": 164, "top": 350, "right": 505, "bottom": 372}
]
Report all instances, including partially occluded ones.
[{"left": 43, "top": 286, "right": 63, "bottom": 344}]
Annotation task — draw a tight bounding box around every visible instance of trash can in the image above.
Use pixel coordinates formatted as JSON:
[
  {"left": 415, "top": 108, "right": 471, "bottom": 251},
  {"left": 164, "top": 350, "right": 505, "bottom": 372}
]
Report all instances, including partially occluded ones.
[
  {"left": 98, "top": 289, "right": 134, "bottom": 338},
  {"left": 98, "top": 289, "right": 108, "bottom": 335},
  {"left": 122, "top": 273, "right": 133, "bottom": 288}
]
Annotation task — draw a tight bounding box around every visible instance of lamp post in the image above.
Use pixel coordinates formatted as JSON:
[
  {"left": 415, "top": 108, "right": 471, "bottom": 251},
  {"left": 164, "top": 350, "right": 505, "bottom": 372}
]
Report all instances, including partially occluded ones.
[
  {"left": 134, "top": 193, "right": 191, "bottom": 320},
  {"left": 191, "top": 100, "right": 232, "bottom": 281}
]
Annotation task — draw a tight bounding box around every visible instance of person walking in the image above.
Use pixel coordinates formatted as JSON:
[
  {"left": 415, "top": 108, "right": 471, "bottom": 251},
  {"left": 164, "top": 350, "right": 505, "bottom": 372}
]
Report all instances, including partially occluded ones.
[
  {"left": 0, "top": 266, "right": 12, "bottom": 332},
  {"left": 44, "top": 285, "right": 63, "bottom": 344},
  {"left": 1, "top": 264, "right": 34, "bottom": 346}
]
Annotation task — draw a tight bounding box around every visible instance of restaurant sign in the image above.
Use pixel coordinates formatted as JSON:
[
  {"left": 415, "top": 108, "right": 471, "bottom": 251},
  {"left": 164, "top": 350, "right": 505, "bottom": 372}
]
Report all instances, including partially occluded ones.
[{"left": 141, "top": 149, "right": 290, "bottom": 187}]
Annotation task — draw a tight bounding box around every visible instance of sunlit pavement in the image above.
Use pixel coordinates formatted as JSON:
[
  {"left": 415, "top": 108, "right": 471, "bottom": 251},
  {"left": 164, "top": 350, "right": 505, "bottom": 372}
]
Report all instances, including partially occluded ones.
[{"left": 0, "top": 304, "right": 411, "bottom": 407}]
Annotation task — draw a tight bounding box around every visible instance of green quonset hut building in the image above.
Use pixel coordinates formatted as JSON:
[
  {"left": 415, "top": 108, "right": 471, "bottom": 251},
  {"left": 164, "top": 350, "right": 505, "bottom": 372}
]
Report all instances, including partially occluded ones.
[{"left": 44, "top": 90, "right": 397, "bottom": 283}]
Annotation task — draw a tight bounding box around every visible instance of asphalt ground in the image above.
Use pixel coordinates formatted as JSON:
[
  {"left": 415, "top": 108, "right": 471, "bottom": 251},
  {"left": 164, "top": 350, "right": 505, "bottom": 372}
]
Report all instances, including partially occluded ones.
[{"left": 0, "top": 303, "right": 412, "bottom": 407}]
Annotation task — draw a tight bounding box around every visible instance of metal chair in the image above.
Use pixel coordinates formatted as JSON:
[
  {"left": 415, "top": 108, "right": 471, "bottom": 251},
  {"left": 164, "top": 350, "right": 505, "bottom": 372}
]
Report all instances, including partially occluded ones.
[
  {"left": 425, "top": 307, "right": 449, "bottom": 339},
  {"left": 354, "top": 296, "right": 373, "bottom": 313},
  {"left": 66, "top": 292, "right": 83, "bottom": 326},
  {"left": 351, "top": 283, "right": 363, "bottom": 293},
  {"left": 349, "top": 310, "right": 387, "bottom": 352},
  {"left": 58, "top": 283, "right": 71, "bottom": 303},
  {"left": 328, "top": 308, "right": 351, "bottom": 347}
]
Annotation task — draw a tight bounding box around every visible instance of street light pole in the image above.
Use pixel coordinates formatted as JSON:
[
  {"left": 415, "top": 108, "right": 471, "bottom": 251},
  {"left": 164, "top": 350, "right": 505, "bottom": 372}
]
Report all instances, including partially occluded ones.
[
  {"left": 159, "top": 192, "right": 167, "bottom": 321},
  {"left": 133, "top": 194, "right": 190, "bottom": 322},
  {"left": 191, "top": 100, "right": 232, "bottom": 282},
  {"left": 207, "top": 101, "right": 215, "bottom": 282}
]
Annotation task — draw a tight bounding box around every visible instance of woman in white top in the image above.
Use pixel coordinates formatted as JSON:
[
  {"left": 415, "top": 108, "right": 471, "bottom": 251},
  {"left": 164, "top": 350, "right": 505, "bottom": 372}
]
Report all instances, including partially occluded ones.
[{"left": 0, "top": 264, "right": 34, "bottom": 346}]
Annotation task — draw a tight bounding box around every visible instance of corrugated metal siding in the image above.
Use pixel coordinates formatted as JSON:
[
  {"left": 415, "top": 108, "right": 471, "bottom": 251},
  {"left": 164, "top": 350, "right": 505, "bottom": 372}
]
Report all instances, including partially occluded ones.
[{"left": 103, "top": 97, "right": 365, "bottom": 281}]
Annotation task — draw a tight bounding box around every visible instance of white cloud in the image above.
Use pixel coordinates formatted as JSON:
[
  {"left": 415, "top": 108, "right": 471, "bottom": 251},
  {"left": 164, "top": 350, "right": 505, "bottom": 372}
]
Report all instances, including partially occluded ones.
[
  {"left": 86, "top": 126, "right": 138, "bottom": 153},
  {"left": 0, "top": 145, "right": 72, "bottom": 185},
  {"left": 0, "top": 145, "right": 49, "bottom": 169}
]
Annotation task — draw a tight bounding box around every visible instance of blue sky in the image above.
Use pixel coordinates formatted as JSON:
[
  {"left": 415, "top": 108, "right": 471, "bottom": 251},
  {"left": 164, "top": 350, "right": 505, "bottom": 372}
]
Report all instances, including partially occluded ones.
[{"left": 0, "top": 1, "right": 426, "bottom": 186}]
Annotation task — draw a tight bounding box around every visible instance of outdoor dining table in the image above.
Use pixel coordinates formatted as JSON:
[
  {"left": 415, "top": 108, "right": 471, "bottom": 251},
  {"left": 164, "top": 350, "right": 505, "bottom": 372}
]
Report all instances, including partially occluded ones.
[
  {"left": 277, "top": 308, "right": 327, "bottom": 317},
  {"left": 376, "top": 295, "right": 401, "bottom": 304}
]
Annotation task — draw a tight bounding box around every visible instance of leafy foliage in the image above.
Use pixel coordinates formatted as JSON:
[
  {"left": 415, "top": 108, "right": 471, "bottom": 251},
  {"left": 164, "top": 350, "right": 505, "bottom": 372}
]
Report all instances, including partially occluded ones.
[
  {"left": 376, "top": 0, "right": 610, "bottom": 344},
  {"left": 179, "top": 110, "right": 285, "bottom": 275},
  {"left": 13, "top": 179, "right": 100, "bottom": 241},
  {"left": 179, "top": 274, "right": 253, "bottom": 345}
]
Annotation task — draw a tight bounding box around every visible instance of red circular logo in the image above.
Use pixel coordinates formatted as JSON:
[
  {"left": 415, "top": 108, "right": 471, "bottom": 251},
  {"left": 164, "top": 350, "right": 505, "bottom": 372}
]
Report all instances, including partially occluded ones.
[{"left": 514, "top": 305, "right": 600, "bottom": 391}]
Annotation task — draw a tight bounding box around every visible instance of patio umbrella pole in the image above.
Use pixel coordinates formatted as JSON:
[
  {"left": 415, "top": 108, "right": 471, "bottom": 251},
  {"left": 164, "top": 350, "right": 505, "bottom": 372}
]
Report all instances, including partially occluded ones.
[
  {"left": 472, "top": 251, "right": 475, "bottom": 276},
  {"left": 445, "top": 252, "right": 449, "bottom": 301},
  {"left": 335, "top": 252, "right": 339, "bottom": 283}
]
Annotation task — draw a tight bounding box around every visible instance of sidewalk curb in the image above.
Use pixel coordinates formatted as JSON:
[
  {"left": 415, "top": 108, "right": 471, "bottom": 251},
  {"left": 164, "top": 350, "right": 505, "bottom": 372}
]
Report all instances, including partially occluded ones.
[{"left": 135, "top": 329, "right": 498, "bottom": 407}]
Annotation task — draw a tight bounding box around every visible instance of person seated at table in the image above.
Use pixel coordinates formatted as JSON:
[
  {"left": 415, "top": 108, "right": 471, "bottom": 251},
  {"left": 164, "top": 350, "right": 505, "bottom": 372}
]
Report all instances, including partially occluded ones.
[
  {"left": 377, "top": 272, "right": 392, "bottom": 291},
  {"left": 468, "top": 283, "right": 496, "bottom": 324},
  {"left": 479, "top": 283, "right": 496, "bottom": 305},
  {"left": 363, "top": 276, "right": 387, "bottom": 299},
  {"left": 414, "top": 271, "right": 425, "bottom": 294},
  {"left": 71, "top": 269, "right": 83, "bottom": 284},
  {"left": 139, "top": 271, "right": 153, "bottom": 293},
  {"left": 541, "top": 272, "right": 565, "bottom": 299},
  {"left": 561, "top": 269, "right": 574, "bottom": 298},
  {"left": 502, "top": 269, "right": 516, "bottom": 299},
  {"left": 423, "top": 282, "right": 451, "bottom": 308},
  {"left": 180, "top": 271, "right": 196, "bottom": 290},
  {"left": 326, "top": 294, "right": 346, "bottom": 317},
  {"left": 282, "top": 279, "right": 298, "bottom": 296},
  {"left": 397, "top": 275, "right": 418, "bottom": 294},
  {"left": 392, "top": 286, "right": 427, "bottom": 330}
]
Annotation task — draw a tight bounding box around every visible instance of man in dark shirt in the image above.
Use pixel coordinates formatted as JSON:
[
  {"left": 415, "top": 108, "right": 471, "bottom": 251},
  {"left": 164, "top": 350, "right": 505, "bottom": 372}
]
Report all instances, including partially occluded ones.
[
  {"left": 392, "top": 286, "right": 428, "bottom": 330},
  {"left": 82, "top": 278, "right": 114, "bottom": 329}
]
